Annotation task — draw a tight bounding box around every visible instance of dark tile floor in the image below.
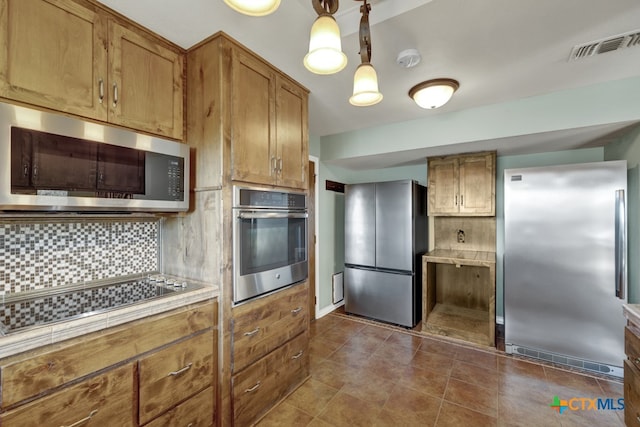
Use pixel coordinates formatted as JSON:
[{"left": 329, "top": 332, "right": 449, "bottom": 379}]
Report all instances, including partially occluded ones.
[{"left": 256, "top": 313, "right": 625, "bottom": 427}]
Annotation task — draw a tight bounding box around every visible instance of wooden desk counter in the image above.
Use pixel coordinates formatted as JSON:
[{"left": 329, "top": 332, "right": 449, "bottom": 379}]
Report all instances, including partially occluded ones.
[{"left": 422, "top": 250, "right": 496, "bottom": 347}]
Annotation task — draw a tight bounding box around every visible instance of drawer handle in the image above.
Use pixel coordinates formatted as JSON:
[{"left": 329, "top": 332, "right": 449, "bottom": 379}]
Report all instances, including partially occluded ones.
[
  {"left": 168, "top": 362, "right": 193, "bottom": 377},
  {"left": 245, "top": 381, "right": 261, "bottom": 393},
  {"left": 244, "top": 327, "right": 260, "bottom": 337},
  {"left": 292, "top": 350, "right": 304, "bottom": 360},
  {"left": 635, "top": 357, "right": 640, "bottom": 364},
  {"left": 60, "top": 409, "right": 98, "bottom": 427},
  {"left": 291, "top": 307, "right": 302, "bottom": 315}
]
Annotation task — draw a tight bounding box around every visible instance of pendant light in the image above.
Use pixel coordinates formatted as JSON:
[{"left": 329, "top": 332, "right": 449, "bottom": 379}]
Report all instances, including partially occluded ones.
[
  {"left": 349, "top": 0, "right": 382, "bottom": 107},
  {"left": 304, "top": 0, "right": 347, "bottom": 74},
  {"left": 409, "top": 78, "right": 459, "bottom": 109},
  {"left": 223, "top": 0, "right": 281, "bottom": 16}
]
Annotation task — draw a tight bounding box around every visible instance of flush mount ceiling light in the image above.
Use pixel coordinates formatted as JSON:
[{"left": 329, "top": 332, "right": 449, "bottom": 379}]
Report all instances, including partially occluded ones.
[
  {"left": 223, "top": 0, "right": 281, "bottom": 16},
  {"left": 349, "top": 0, "right": 382, "bottom": 107},
  {"left": 409, "top": 78, "right": 459, "bottom": 109},
  {"left": 304, "top": 0, "right": 347, "bottom": 75}
]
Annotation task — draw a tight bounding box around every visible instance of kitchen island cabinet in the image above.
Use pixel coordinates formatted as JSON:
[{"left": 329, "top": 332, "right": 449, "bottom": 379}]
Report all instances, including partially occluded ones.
[
  {"left": 423, "top": 250, "right": 496, "bottom": 347},
  {"left": 428, "top": 151, "right": 496, "bottom": 216},
  {"left": 0, "top": 0, "right": 184, "bottom": 140},
  {"left": 623, "top": 305, "right": 640, "bottom": 425},
  {"left": 0, "top": 299, "right": 218, "bottom": 426}
]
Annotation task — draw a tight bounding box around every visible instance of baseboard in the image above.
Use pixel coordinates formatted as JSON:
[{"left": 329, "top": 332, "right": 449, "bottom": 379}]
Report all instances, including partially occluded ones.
[{"left": 317, "top": 301, "right": 344, "bottom": 318}]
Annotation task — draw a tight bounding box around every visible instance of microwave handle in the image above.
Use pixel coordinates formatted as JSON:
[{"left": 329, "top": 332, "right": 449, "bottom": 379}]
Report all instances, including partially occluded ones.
[{"left": 238, "top": 212, "right": 308, "bottom": 219}]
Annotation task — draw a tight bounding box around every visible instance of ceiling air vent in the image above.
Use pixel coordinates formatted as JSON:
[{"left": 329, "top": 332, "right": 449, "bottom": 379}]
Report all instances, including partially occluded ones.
[{"left": 569, "top": 29, "right": 640, "bottom": 61}]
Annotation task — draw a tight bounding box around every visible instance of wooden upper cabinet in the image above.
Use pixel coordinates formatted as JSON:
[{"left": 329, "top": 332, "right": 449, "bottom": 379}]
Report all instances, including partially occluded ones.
[
  {"left": 0, "top": 0, "right": 184, "bottom": 140},
  {"left": 276, "top": 76, "right": 308, "bottom": 190},
  {"left": 0, "top": 0, "right": 108, "bottom": 120},
  {"left": 428, "top": 151, "right": 495, "bottom": 216},
  {"left": 230, "top": 49, "right": 276, "bottom": 186},
  {"left": 229, "top": 44, "right": 308, "bottom": 190},
  {"left": 108, "top": 21, "right": 184, "bottom": 140}
]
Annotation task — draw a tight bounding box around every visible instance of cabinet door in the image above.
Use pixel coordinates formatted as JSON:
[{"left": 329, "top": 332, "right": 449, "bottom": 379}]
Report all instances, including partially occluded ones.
[
  {"left": 108, "top": 21, "right": 184, "bottom": 140},
  {"left": 428, "top": 157, "right": 459, "bottom": 215},
  {"left": 0, "top": 364, "right": 134, "bottom": 426},
  {"left": 276, "top": 76, "right": 308, "bottom": 189},
  {"left": 459, "top": 153, "right": 495, "bottom": 215},
  {"left": 0, "top": 0, "right": 108, "bottom": 120},
  {"left": 230, "top": 49, "right": 276, "bottom": 185}
]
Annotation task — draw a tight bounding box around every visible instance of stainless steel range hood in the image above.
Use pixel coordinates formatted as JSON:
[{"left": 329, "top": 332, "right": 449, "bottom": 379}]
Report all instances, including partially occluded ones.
[{"left": 0, "top": 102, "right": 189, "bottom": 212}]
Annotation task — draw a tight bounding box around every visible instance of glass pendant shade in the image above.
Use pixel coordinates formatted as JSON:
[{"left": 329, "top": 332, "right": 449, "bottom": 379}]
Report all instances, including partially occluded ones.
[
  {"left": 349, "top": 63, "right": 383, "bottom": 107},
  {"left": 409, "top": 79, "right": 459, "bottom": 109},
  {"left": 223, "top": 0, "right": 281, "bottom": 16},
  {"left": 304, "top": 15, "right": 347, "bottom": 75}
]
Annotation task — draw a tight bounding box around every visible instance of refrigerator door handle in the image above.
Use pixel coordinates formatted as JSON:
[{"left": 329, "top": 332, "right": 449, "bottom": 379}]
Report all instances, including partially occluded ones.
[{"left": 615, "top": 189, "right": 626, "bottom": 300}]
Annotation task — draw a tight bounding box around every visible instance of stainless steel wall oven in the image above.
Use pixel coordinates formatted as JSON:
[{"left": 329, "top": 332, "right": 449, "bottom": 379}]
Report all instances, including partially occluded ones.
[{"left": 232, "top": 186, "right": 308, "bottom": 304}]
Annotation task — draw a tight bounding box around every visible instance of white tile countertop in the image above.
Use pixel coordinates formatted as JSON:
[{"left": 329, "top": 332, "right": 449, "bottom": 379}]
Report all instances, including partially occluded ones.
[
  {"left": 0, "top": 279, "right": 219, "bottom": 359},
  {"left": 623, "top": 304, "right": 640, "bottom": 327}
]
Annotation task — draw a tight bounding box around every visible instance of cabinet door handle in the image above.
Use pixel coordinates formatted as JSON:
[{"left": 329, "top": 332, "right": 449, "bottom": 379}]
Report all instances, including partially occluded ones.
[
  {"left": 112, "top": 83, "right": 118, "bottom": 107},
  {"left": 244, "top": 327, "right": 260, "bottom": 337},
  {"left": 271, "top": 156, "right": 277, "bottom": 174},
  {"left": 291, "top": 307, "right": 302, "bottom": 315},
  {"left": 278, "top": 157, "right": 283, "bottom": 173},
  {"left": 455, "top": 195, "right": 458, "bottom": 206},
  {"left": 291, "top": 350, "right": 304, "bottom": 360},
  {"left": 245, "top": 381, "right": 261, "bottom": 393},
  {"left": 460, "top": 195, "right": 463, "bottom": 206},
  {"left": 98, "top": 78, "right": 104, "bottom": 104},
  {"left": 23, "top": 163, "right": 29, "bottom": 177},
  {"left": 60, "top": 409, "right": 98, "bottom": 427},
  {"left": 168, "top": 362, "right": 192, "bottom": 377}
]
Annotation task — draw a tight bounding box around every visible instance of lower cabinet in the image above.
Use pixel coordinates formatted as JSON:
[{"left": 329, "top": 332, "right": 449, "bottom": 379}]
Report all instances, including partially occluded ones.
[
  {"left": 0, "top": 363, "right": 135, "bottom": 426},
  {"left": 231, "top": 284, "right": 310, "bottom": 425},
  {"left": 0, "top": 299, "right": 217, "bottom": 426},
  {"left": 139, "top": 331, "right": 215, "bottom": 424},
  {"left": 232, "top": 333, "right": 308, "bottom": 426},
  {"left": 625, "top": 324, "right": 640, "bottom": 425}
]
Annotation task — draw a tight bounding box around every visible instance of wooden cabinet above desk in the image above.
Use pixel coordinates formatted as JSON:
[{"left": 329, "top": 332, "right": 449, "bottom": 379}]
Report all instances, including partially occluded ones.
[{"left": 422, "top": 249, "right": 496, "bottom": 347}]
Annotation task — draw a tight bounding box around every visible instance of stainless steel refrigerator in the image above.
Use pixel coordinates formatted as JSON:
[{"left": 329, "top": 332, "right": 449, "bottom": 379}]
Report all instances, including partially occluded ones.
[
  {"left": 344, "top": 180, "right": 428, "bottom": 327},
  {"left": 504, "top": 160, "right": 627, "bottom": 377}
]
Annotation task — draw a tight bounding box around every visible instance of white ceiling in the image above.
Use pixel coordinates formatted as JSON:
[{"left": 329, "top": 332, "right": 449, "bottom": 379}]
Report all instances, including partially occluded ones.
[{"left": 96, "top": 0, "right": 640, "bottom": 168}]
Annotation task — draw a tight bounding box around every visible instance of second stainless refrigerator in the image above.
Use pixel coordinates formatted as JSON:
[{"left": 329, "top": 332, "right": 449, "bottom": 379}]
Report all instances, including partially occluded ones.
[{"left": 344, "top": 180, "right": 428, "bottom": 327}]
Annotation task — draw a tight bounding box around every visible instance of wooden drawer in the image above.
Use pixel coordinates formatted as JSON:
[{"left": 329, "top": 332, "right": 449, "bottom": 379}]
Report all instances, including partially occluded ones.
[
  {"left": 232, "top": 284, "right": 308, "bottom": 373},
  {"left": 0, "top": 363, "right": 134, "bottom": 426},
  {"left": 626, "top": 360, "right": 640, "bottom": 425},
  {"left": 144, "top": 386, "right": 215, "bottom": 427},
  {"left": 232, "top": 332, "right": 309, "bottom": 426},
  {"left": 0, "top": 300, "right": 214, "bottom": 408},
  {"left": 139, "top": 331, "right": 214, "bottom": 425}
]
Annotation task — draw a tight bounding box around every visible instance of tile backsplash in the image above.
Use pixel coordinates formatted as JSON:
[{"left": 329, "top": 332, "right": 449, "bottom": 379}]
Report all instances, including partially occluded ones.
[{"left": 0, "top": 219, "right": 159, "bottom": 295}]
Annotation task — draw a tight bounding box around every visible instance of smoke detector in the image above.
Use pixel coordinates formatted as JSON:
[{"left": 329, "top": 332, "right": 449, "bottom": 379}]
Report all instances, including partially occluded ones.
[{"left": 396, "top": 49, "right": 422, "bottom": 68}]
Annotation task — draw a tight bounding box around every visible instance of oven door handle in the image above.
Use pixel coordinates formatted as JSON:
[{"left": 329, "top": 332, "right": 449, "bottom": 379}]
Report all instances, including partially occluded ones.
[{"left": 237, "top": 212, "right": 308, "bottom": 219}]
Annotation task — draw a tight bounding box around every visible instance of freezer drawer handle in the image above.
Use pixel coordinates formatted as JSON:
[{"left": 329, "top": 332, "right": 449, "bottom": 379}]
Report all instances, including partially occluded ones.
[
  {"left": 245, "top": 381, "right": 261, "bottom": 393},
  {"left": 168, "top": 362, "right": 192, "bottom": 377},
  {"left": 244, "top": 327, "right": 260, "bottom": 337},
  {"left": 291, "top": 307, "right": 302, "bottom": 315},
  {"left": 60, "top": 409, "right": 98, "bottom": 427},
  {"left": 614, "top": 189, "right": 626, "bottom": 299}
]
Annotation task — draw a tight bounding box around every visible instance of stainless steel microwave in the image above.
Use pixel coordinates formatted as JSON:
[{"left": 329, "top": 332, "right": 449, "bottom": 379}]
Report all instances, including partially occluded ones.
[{"left": 0, "top": 102, "right": 189, "bottom": 212}]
